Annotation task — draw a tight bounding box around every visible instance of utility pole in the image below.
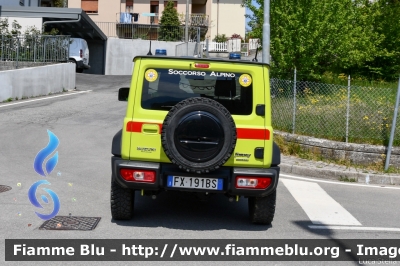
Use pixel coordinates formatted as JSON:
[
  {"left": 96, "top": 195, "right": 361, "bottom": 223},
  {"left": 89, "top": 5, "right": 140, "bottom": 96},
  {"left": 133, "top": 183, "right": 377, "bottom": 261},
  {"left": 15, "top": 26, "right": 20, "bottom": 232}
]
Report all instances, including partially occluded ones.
[
  {"left": 262, "top": 0, "right": 270, "bottom": 64},
  {"left": 185, "top": 0, "right": 189, "bottom": 43}
]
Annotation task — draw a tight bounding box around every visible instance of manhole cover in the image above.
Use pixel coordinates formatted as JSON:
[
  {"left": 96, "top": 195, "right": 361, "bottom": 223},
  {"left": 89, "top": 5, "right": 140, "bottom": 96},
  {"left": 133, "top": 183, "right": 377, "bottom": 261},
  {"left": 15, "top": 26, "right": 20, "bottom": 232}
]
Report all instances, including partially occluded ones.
[
  {"left": 39, "top": 216, "right": 101, "bottom": 231},
  {"left": 0, "top": 185, "right": 12, "bottom": 193}
]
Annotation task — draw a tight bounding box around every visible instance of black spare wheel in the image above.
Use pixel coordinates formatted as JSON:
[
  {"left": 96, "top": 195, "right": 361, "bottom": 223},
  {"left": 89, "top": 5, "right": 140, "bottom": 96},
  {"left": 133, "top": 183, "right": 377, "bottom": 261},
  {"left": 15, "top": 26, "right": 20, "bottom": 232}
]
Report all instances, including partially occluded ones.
[{"left": 162, "top": 97, "right": 237, "bottom": 173}]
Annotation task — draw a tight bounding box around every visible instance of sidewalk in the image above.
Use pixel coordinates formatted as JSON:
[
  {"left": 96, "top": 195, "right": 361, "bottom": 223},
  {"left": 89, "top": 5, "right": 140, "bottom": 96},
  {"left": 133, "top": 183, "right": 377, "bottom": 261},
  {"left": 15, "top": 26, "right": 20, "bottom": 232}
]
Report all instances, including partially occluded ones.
[{"left": 280, "top": 154, "right": 400, "bottom": 186}]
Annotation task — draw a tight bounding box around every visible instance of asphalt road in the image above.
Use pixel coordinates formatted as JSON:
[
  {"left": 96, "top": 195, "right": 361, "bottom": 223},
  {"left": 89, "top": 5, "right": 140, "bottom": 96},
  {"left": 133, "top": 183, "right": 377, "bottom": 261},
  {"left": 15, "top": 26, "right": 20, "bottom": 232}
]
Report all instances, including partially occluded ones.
[{"left": 0, "top": 73, "right": 399, "bottom": 266}]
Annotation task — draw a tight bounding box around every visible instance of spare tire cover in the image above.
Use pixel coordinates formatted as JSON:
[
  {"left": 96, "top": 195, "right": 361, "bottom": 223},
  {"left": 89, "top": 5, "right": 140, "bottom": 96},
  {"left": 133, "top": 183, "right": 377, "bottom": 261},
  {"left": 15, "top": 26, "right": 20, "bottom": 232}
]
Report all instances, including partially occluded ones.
[{"left": 161, "top": 97, "right": 237, "bottom": 173}]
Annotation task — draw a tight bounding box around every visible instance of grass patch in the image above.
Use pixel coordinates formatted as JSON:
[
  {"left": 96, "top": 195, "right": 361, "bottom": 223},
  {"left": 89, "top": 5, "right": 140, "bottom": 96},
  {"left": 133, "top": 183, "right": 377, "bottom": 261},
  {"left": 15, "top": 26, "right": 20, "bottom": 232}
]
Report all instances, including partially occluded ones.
[
  {"left": 271, "top": 78, "right": 400, "bottom": 146},
  {"left": 3, "top": 97, "right": 13, "bottom": 102},
  {"left": 338, "top": 176, "right": 357, "bottom": 182}
]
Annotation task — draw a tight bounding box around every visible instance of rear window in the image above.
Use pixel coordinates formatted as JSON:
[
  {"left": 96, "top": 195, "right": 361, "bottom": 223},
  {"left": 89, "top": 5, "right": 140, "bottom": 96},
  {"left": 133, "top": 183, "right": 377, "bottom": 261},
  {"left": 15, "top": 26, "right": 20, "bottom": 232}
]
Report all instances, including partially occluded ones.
[{"left": 141, "top": 68, "right": 253, "bottom": 115}]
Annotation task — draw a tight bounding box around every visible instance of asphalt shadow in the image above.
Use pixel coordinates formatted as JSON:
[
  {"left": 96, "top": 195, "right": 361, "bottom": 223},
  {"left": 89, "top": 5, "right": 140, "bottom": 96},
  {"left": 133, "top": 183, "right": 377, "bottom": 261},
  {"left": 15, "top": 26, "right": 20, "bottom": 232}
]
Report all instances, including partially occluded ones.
[
  {"left": 111, "top": 190, "right": 272, "bottom": 232},
  {"left": 294, "top": 221, "right": 359, "bottom": 264}
]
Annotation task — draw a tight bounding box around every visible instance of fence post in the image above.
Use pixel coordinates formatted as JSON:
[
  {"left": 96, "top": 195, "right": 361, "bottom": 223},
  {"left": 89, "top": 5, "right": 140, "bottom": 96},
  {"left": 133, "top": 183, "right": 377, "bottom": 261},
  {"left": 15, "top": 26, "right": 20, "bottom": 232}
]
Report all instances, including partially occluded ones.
[
  {"left": 205, "top": 39, "right": 209, "bottom": 58},
  {"left": 384, "top": 76, "right": 400, "bottom": 171},
  {"left": 34, "top": 36, "right": 36, "bottom": 63},
  {"left": 67, "top": 36, "right": 70, "bottom": 62},
  {"left": 1, "top": 35, "right": 3, "bottom": 62},
  {"left": 16, "top": 36, "right": 19, "bottom": 69},
  {"left": 346, "top": 75, "right": 351, "bottom": 143},
  {"left": 292, "top": 68, "right": 297, "bottom": 134},
  {"left": 196, "top": 27, "right": 200, "bottom": 57},
  {"left": 43, "top": 38, "right": 46, "bottom": 63}
]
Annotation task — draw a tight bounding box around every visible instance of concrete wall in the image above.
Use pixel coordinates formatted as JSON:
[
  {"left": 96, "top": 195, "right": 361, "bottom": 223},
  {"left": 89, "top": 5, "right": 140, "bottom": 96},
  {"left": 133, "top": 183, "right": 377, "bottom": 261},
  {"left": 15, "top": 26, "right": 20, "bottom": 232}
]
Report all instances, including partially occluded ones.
[
  {"left": 105, "top": 38, "right": 196, "bottom": 75},
  {"left": 275, "top": 131, "right": 400, "bottom": 169},
  {"left": 0, "top": 63, "right": 75, "bottom": 102}
]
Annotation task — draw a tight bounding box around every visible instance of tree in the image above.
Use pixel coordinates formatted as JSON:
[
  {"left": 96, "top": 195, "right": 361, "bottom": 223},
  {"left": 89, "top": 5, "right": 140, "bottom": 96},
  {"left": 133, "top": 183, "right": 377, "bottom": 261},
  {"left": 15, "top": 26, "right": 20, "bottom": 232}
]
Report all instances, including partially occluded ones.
[
  {"left": 11, "top": 20, "right": 22, "bottom": 35},
  {"left": 159, "top": 0, "right": 181, "bottom": 41},
  {"left": 242, "top": 0, "right": 383, "bottom": 80},
  {"left": 0, "top": 18, "right": 10, "bottom": 35},
  {"left": 361, "top": 0, "right": 400, "bottom": 81},
  {"left": 0, "top": 18, "right": 23, "bottom": 36}
]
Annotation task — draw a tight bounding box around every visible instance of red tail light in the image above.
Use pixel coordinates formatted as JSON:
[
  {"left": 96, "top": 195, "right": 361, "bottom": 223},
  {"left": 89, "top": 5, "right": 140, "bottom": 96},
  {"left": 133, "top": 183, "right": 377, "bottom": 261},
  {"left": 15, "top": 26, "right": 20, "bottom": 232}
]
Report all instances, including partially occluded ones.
[
  {"left": 120, "top": 169, "right": 156, "bottom": 183},
  {"left": 194, "top": 63, "right": 209, "bottom": 69},
  {"left": 80, "top": 49, "right": 83, "bottom": 58},
  {"left": 235, "top": 176, "right": 271, "bottom": 189}
]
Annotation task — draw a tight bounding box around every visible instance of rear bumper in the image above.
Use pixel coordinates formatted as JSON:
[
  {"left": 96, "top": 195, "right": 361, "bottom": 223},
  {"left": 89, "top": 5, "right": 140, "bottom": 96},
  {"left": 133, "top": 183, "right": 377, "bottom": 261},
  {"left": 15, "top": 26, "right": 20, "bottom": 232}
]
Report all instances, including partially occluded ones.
[
  {"left": 75, "top": 60, "right": 90, "bottom": 69},
  {"left": 111, "top": 157, "right": 279, "bottom": 197}
]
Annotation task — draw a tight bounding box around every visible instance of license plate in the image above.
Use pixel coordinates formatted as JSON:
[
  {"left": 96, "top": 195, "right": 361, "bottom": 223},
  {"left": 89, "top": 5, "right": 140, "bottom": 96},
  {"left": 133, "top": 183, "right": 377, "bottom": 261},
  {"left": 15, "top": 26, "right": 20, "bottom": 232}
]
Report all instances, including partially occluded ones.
[{"left": 167, "top": 176, "right": 223, "bottom": 190}]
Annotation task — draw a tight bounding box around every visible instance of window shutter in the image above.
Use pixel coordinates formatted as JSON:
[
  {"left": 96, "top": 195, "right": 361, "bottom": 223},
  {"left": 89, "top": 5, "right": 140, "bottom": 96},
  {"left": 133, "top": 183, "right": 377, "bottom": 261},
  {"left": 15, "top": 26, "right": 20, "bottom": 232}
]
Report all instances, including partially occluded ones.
[{"left": 82, "top": 0, "right": 98, "bottom": 13}]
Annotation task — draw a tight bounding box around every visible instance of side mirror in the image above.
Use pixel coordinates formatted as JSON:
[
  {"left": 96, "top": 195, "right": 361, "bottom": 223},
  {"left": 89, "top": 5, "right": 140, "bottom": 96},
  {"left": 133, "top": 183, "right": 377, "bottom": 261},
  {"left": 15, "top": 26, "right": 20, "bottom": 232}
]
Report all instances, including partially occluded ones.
[{"left": 118, "top": 87, "right": 129, "bottom": 101}]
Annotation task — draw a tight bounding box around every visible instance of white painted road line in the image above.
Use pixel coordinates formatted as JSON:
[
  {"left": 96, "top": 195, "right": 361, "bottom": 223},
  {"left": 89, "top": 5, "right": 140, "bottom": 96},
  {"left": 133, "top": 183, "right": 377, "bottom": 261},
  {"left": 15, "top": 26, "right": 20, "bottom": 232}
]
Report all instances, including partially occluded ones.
[
  {"left": 281, "top": 174, "right": 400, "bottom": 190},
  {"left": 0, "top": 90, "right": 92, "bottom": 108},
  {"left": 281, "top": 179, "right": 362, "bottom": 226},
  {"left": 309, "top": 225, "right": 400, "bottom": 232}
]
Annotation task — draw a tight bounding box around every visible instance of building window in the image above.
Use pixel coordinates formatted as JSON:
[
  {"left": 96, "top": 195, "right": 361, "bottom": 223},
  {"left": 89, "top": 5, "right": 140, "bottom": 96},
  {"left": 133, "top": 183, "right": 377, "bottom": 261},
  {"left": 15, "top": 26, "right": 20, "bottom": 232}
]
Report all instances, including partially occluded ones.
[
  {"left": 126, "top": 0, "right": 133, "bottom": 12},
  {"left": 82, "top": 0, "right": 98, "bottom": 14},
  {"left": 150, "top": 1, "right": 159, "bottom": 23},
  {"left": 150, "top": 1, "right": 159, "bottom": 13}
]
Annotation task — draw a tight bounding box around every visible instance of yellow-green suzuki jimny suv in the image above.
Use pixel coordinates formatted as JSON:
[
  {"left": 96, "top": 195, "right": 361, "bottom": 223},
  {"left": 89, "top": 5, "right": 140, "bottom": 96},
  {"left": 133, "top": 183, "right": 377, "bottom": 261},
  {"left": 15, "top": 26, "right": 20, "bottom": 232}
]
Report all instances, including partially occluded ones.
[{"left": 111, "top": 55, "right": 280, "bottom": 224}]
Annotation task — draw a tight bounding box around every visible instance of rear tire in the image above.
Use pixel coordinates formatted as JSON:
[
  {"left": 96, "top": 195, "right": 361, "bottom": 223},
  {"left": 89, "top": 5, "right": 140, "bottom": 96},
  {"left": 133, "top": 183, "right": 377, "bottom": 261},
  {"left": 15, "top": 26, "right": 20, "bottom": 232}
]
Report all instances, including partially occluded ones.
[
  {"left": 248, "top": 190, "right": 276, "bottom": 225},
  {"left": 68, "top": 59, "right": 83, "bottom": 73},
  {"left": 110, "top": 178, "right": 134, "bottom": 220}
]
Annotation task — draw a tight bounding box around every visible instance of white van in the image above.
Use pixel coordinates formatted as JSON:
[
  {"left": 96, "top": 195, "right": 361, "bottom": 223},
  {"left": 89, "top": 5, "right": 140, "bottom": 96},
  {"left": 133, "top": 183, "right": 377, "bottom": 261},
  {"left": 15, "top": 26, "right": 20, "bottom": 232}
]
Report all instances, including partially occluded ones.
[{"left": 69, "top": 38, "right": 90, "bottom": 73}]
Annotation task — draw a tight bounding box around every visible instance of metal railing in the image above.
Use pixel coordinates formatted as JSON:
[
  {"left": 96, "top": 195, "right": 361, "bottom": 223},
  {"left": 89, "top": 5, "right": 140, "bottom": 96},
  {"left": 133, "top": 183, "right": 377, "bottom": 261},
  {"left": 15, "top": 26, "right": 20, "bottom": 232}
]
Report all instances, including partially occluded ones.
[
  {"left": 96, "top": 22, "right": 201, "bottom": 41},
  {"left": 270, "top": 71, "right": 400, "bottom": 146},
  {"left": 241, "top": 43, "right": 249, "bottom": 56},
  {"left": 0, "top": 35, "right": 70, "bottom": 71},
  {"left": 202, "top": 39, "right": 255, "bottom": 54},
  {"left": 117, "top": 12, "right": 159, "bottom": 24},
  {"left": 189, "top": 14, "right": 209, "bottom": 27},
  {"left": 116, "top": 13, "right": 208, "bottom": 26}
]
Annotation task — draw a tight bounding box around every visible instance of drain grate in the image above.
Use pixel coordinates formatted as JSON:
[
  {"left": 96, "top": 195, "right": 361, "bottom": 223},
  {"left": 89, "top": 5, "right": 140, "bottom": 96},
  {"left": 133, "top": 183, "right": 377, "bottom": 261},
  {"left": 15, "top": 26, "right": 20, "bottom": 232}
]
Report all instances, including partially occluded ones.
[
  {"left": 39, "top": 216, "right": 101, "bottom": 231},
  {"left": 0, "top": 185, "right": 12, "bottom": 193}
]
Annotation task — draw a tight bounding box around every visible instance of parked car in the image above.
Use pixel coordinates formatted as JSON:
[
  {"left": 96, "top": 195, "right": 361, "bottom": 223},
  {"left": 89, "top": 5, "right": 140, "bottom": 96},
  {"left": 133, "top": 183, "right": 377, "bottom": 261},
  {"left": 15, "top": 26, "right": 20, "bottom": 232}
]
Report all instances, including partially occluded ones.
[
  {"left": 68, "top": 38, "right": 90, "bottom": 73},
  {"left": 111, "top": 55, "right": 281, "bottom": 225}
]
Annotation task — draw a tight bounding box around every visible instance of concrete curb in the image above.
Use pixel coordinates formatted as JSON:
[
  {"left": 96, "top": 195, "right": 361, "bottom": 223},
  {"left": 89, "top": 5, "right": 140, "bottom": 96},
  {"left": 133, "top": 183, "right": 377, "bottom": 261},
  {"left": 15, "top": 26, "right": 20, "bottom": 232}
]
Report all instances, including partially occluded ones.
[{"left": 280, "top": 156, "right": 400, "bottom": 186}]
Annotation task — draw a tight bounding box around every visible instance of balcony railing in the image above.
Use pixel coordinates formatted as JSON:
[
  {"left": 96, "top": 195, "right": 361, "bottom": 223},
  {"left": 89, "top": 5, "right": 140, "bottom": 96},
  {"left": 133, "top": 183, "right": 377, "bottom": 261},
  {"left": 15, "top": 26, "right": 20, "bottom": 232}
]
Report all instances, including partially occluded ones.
[
  {"left": 117, "top": 13, "right": 208, "bottom": 27},
  {"left": 118, "top": 13, "right": 159, "bottom": 24},
  {"left": 189, "top": 14, "right": 209, "bottom": 27},
  {"left": 96, "top": 22, "right": 202, "bottom": 41}
]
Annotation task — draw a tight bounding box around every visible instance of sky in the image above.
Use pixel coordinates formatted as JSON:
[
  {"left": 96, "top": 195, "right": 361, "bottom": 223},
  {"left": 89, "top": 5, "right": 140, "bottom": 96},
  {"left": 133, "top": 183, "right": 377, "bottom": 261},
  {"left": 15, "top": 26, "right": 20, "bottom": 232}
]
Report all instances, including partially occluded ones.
[{"left": 245, "top": 0, "right": 260, "bottom": 32}]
